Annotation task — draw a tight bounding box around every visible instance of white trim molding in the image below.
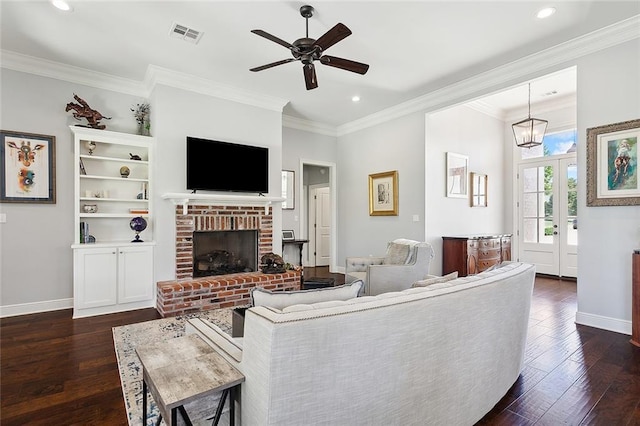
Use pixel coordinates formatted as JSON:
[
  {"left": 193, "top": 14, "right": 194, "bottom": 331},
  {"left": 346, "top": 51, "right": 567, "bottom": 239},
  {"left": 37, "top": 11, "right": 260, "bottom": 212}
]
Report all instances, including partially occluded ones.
[
  {"left": 336, "top": 14, "right": 640, "bottom": 136},
  {"left": 0, "top": 298, "right": 73, "bottom": 318},
  {"left": 575, "top": 311, "right": 632, "bottom": 336}
]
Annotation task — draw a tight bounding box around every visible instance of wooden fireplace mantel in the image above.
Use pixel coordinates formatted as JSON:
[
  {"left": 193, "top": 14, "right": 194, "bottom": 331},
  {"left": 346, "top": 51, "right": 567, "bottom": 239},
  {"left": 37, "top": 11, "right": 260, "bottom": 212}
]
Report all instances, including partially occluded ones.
[{"left": 162, "top": 192, "right": 285, "bottom": 214}]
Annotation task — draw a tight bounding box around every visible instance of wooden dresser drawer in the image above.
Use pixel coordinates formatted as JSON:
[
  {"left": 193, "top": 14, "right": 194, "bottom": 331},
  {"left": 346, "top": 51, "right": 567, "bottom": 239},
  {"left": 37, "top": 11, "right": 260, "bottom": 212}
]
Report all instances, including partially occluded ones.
[{"left": 443, "top": 234, "right": 512, "bottom": 277}]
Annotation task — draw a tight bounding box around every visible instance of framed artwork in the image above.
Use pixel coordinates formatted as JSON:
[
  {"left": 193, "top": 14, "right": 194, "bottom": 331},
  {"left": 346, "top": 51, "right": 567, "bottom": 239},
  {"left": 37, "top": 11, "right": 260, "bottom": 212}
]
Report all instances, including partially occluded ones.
[
  {"left": 369, "top": 170, "right": 398, "bottom": 216},
  {"left": 446, "top": 152, "right": 469, "bottom": 198},
  {"left": 1, "top": 130, "right": 56, "bottom": 203},
  {"left": 282, "top": 230, "right": 295, "bottom": 241},
  {"left": 281, "top": 170, "right": 295, "bottom": 210},
  {"left": 470, "top": 172, "right": 487, "bottom": 207},
  {"left": 586, "top": 118, "right": 639, "bottom": 206}
]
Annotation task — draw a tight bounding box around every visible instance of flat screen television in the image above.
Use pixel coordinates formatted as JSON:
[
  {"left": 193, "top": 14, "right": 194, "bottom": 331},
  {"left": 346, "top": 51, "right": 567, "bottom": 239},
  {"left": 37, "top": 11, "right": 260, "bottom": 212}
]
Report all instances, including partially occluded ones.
[{"left": 186, "top": 137, "right": 269, "bottom": 193}]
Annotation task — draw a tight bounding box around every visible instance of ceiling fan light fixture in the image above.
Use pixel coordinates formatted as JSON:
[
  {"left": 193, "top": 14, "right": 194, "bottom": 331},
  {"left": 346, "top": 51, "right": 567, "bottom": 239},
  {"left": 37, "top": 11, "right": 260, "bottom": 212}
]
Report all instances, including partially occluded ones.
[
  {"left": 352, "top": 95, "right": 360, "bottom": 102},
  {"left": 512, "top": 83, "right": 548, "bottom": 149}
]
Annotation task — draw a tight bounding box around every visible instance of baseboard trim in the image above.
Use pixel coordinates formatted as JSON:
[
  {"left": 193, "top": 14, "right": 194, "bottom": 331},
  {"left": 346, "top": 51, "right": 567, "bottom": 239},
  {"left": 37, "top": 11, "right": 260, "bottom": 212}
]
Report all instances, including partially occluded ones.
[
  {"left": 0, "top": 298, "right": 73, "bottom": 318},
  {"left": 575, "top": 311, "right": 631, "bottom": 335}
]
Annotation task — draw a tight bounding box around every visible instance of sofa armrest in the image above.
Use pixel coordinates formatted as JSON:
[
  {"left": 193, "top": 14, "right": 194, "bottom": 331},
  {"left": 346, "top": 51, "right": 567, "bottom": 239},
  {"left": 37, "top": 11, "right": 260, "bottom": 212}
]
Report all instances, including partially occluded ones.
[
  {"left": 345, "top": 256, "right": 385, "bottom": 273},
  {"left": 185, "top": 318, "right": 243, "bottom": 365}
]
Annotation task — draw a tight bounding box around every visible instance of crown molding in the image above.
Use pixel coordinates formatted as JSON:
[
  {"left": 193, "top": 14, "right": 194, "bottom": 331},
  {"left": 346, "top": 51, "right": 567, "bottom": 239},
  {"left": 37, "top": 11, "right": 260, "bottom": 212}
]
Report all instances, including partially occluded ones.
[
  {"left": 0, "top": 50, "right": 145, "bottom": 96},
  {"left": 503, "top": 93, "right": 577, "bottom": 122},
  {"left": 143, "top": 65, "right": 288, "bottom": 113},
  {"left": 2, "top": 14, "right": 637, "bottom": 137},
  {"left": 336, "top": 14, "right": 639, "bottom": 136},
  {"left": 282, "top": 115, "right": 337, "bottom": 137},
  {"left": 0, "top": 51, "right": 289, "bottom": 113},
  {"left": 465, "top": 100, "right": 505, "bottom": 121}
]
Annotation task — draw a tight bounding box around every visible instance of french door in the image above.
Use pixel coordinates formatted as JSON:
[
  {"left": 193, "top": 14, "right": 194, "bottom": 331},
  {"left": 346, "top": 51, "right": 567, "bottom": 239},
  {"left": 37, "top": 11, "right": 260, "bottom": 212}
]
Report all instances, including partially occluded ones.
[{"left": 518, "top": 156, "right": 577, "bottom": 277}]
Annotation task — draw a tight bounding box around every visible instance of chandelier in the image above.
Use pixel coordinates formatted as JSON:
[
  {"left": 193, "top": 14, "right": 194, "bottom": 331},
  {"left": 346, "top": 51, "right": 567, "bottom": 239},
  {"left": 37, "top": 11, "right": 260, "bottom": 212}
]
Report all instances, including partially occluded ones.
[{"left": 512, "top": 83, "right": 548, "bottom": 148}]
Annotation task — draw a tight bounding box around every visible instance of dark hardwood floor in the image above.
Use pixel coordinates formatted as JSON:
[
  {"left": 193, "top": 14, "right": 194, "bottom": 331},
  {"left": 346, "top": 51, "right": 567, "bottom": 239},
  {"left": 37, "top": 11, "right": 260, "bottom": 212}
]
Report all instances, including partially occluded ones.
[{"left": 1, "top": 270, "right": 638, "bottom": 425}]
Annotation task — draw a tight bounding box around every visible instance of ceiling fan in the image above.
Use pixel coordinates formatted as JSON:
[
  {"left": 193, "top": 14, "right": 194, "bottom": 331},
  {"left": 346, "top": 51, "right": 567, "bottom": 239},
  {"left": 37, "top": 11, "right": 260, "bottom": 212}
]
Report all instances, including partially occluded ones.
[{"left": 250, "top": 4, "right": 369, "bottom": 90}]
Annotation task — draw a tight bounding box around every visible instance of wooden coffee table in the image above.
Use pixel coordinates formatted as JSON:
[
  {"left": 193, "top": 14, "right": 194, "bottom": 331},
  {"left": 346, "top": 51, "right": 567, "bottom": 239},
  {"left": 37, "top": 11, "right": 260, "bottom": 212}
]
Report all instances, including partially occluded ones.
[{"left": 136, "top": 334, "right": 245, "bottom": 426}]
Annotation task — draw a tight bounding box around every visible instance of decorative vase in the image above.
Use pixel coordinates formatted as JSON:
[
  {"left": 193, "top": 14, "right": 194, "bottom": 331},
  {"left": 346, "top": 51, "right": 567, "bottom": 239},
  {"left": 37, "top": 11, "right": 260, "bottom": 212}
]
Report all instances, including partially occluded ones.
[{"left": 137, "top": 120, "right": 150, "bottom": 136}]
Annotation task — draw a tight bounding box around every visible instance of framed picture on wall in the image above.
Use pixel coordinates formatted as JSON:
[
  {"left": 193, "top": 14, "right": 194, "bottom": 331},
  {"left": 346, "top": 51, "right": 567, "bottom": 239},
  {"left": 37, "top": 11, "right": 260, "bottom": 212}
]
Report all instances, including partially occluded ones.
[
  {"left": 1, "top": 130, "right": 56, "bottom": 203},
  {"left": 470, "top": 172, "right": 487, "bottom": 207},
  {"left": 368, "top": 170, "right": 398, "bottom": 216},
  {"left": 446, "top": 152, "right": 468, "bottom": 198},
  {"left": 586, "top": 118, "right": 640, "bottom": 206}
]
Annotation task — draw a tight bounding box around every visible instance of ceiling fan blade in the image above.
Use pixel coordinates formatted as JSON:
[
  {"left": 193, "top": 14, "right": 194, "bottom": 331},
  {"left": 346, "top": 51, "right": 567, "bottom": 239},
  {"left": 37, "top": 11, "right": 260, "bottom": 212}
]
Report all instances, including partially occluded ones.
[
  {"left": 319, "top": 55, "right": 369, "bottom": 75},
  {"left": 314, "top": 23, "right": 352, "bottom": 52},
  {"left": 251, "top": 29, "right": 294, "bottom": 50},
  {"left": 303, "top": 64, "right": 318, "bottom": 90},
  {"left": 250, "top": 58, "right": 297, "bottom": 72}
]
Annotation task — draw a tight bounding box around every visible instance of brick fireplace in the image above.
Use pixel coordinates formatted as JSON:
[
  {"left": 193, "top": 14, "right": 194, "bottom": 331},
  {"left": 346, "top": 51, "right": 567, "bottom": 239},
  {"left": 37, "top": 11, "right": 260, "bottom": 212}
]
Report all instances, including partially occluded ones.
[{"left": 156, "top": 203, "right": 301, "bottom": 317}]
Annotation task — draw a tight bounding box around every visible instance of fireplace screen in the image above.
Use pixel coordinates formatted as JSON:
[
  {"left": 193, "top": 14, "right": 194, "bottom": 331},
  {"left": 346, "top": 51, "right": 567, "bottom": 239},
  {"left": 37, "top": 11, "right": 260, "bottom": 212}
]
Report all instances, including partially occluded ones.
[{"left": 193, "top": 230, "right": 258, "bottom": 277}]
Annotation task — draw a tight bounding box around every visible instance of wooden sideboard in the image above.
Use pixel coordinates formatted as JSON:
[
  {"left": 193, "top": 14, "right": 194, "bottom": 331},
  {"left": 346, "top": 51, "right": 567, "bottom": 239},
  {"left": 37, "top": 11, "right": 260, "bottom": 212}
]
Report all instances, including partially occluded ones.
[
  {"left": 442, "top": 234, "right": 512, "bottom": 277},
  {"left": 632, "top": 251, "right": 640, "bottom": 347}
]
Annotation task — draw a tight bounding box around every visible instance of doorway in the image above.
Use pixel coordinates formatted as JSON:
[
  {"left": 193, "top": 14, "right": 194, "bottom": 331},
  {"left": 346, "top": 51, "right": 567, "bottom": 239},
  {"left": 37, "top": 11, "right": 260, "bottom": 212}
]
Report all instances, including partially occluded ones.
[
  {"left": 517, "top": 155, "right": 578, "bottom": 277},
  {"left": 299, "top": 161, "right": 337, "bottom": 270}
]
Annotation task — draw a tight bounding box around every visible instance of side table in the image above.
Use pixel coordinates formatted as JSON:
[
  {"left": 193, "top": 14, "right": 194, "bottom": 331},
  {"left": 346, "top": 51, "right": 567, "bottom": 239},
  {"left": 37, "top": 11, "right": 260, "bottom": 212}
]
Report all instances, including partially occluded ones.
[{"left": 136, "top": 334, "right": 245, "bottom": 426}]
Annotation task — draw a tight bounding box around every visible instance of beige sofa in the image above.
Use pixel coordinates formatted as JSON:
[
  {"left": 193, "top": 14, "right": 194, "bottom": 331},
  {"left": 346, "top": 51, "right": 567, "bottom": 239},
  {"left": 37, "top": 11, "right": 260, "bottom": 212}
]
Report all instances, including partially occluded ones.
[
  {"left": 186, "top": 261, "right": 535, "bottom": 425},
  {"left": 345, "top": 238, "right": 435, "bottom": 295}
]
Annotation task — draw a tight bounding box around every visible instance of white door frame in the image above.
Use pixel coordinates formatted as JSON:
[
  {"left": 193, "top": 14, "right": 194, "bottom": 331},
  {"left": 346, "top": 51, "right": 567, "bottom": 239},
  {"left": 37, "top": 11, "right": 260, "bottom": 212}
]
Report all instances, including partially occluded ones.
[
  {"left": 298, "top": 159, "right": 337, "bottom": 271},
  {"left": 516, "top": 153, "right": 577, "bottom": 277}
]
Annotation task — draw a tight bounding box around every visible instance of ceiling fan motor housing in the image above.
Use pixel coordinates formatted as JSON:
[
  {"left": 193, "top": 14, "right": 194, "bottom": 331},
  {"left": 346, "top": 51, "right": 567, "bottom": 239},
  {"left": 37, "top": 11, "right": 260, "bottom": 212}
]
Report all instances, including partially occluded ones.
[{"left": 250, "top": 3, "right": 369, "bottom": 90}]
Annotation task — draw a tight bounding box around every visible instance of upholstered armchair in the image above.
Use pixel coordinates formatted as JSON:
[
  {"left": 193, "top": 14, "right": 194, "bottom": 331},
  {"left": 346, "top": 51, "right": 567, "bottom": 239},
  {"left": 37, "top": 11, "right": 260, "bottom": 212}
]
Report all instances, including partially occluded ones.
[{"left": 345, "top": 238, "right": 435, "bottom": 296}]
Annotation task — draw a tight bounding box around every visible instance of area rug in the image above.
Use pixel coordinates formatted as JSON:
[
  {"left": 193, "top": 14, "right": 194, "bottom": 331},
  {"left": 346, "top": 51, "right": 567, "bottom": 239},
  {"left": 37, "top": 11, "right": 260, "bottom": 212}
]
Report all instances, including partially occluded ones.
[{"left": 112, "top": 309, "right": 234, "bottom": 426}]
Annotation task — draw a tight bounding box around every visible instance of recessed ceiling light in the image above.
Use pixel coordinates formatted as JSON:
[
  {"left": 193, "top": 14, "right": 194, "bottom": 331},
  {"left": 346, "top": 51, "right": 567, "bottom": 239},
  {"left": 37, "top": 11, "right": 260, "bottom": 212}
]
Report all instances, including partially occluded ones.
[
  {"left": 352, "top": 96, "right": 360, "bottom": 102},
  {"left": 51, "top": 0, "right": 73, "bottom": 11},
  {"left": 536, "top": 7, "right": 556, "bottom": 19}
]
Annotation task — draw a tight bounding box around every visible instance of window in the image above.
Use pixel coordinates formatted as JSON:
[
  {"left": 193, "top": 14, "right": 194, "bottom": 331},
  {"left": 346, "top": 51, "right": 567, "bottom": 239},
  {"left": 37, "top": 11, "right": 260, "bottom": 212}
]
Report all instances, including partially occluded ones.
[{"left": 521, "top": 129, "right": 577, "bottom": 159}]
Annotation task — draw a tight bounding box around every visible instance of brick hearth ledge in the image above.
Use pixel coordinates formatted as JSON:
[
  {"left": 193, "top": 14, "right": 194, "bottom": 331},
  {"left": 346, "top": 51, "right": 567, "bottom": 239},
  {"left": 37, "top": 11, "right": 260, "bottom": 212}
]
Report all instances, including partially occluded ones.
[{"left": 156, "top": 271, "right": 301, "bottom": 317}]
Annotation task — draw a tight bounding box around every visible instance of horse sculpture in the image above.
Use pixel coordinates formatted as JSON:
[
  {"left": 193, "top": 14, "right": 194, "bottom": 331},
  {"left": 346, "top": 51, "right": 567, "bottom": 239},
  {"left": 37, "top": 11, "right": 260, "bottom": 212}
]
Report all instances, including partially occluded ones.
[{"left": 65, "top": 94, "right": 111, "bottom": 129}]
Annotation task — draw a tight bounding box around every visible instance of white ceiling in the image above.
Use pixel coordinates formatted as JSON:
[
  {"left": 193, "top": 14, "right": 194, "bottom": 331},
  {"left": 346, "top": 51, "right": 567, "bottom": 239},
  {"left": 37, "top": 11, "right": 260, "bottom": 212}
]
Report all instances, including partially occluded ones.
[{"left": 1, "top": 1, "right": 638, "bottom": 127}]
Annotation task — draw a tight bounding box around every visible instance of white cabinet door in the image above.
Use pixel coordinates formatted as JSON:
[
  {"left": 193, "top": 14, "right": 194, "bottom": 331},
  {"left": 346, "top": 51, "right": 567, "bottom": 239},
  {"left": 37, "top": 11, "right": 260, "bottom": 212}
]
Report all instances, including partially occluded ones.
[
  {"left": 118, "top": 245, "right": 154, "bottom": 304},
  {"left": 74, "top": 247, "right": 118, "bottom": 309}
]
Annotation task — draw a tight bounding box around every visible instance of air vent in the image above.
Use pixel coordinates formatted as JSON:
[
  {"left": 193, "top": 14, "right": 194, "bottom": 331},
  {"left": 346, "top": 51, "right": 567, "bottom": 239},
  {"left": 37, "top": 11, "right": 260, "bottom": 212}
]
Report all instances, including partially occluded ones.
[{"left": 169, "top": 22, "right": 203, "bottom": 44}]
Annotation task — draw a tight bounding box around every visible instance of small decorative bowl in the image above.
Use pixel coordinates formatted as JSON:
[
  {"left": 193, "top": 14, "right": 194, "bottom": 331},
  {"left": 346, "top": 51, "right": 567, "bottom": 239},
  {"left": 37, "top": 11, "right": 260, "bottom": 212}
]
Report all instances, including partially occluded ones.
[{"left": 83, "top": 204, "right": 98, "bottom": 213}]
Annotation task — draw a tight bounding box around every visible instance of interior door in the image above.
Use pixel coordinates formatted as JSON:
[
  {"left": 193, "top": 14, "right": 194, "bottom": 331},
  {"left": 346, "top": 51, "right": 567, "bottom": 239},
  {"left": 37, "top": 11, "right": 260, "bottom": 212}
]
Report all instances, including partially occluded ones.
[
  {"left": 314, "top": 186, "right": 331, "bottom": 267},
  {"left": 308, "top": 185, "right": 331, "bottom": 267},
  {"left": 518, "top": 156, "right": 577, "bottom": 277}
]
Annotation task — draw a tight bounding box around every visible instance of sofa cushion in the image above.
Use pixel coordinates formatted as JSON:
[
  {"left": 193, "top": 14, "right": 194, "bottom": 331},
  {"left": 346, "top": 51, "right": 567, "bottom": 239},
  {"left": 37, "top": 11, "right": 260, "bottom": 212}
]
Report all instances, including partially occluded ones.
[
  {"left": 411, "top": 271, "right": 458, "bottom": 287},
  {"left": 383, "top": 242, "right": 412, "bottom": 265},
  {"left": 251, "top": 280, "right": 363, "bottom": 310}
]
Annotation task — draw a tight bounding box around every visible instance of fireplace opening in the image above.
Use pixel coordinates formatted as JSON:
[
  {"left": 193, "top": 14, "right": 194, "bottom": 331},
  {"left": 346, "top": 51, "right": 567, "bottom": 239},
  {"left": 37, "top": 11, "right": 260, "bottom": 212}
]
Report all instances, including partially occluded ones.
[{"left": 193, "top": 230, "right": 258, "bottom": 277}]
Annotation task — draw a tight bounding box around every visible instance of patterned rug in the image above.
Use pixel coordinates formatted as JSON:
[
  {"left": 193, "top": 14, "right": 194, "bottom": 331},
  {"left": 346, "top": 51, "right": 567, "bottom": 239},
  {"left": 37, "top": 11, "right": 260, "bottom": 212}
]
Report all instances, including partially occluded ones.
[{"left": 112, "top": 309, "right": 234, "bottom": 426}]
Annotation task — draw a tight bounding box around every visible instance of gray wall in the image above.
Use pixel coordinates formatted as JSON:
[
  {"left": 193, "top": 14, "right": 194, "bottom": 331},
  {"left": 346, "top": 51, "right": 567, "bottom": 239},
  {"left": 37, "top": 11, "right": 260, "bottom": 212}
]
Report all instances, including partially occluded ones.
[
  {"left": 0, "top": 70, "right": 142, "bottom": 310},
  {"left": 281, "top": 127, "right": 337, "bottom": 237},
  {"left": 575, "top": 39, "right": 640, "bottom": 332},
  {"left": 337, "top": 112, "right": 426, "bottom": 262},
  {"left": 0, "top": 71, "right": 283, "bottom": 314},
  {"left": 425, "top": 105, "right": 506, "bottom": 275}
]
